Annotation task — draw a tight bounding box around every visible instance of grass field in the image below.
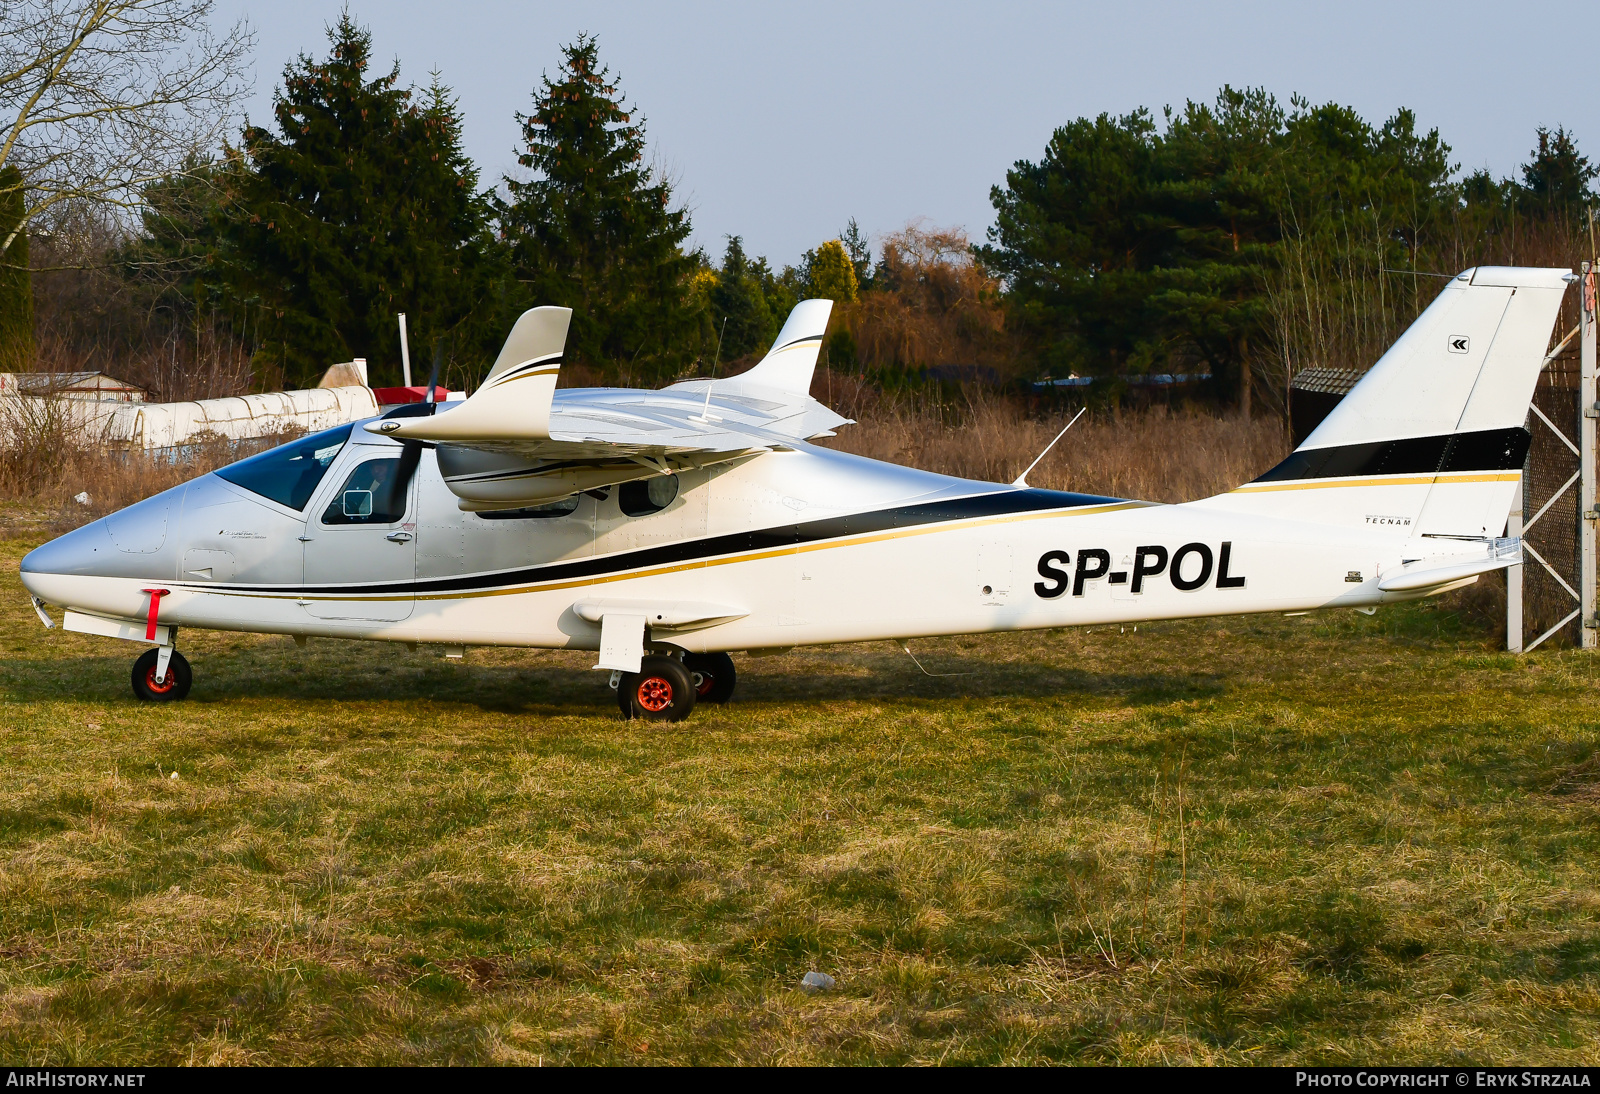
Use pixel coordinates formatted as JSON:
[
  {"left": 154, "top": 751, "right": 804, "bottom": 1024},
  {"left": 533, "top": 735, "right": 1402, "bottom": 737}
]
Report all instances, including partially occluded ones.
[{"left": 2, "top": 529, "right": 1598, "bottom": 1065}]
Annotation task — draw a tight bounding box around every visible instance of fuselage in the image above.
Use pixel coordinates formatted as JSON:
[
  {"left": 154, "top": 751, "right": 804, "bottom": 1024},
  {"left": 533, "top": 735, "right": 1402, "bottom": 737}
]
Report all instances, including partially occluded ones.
[{"left": 19, "top": 415, "right": 1468, "bottom": 655}]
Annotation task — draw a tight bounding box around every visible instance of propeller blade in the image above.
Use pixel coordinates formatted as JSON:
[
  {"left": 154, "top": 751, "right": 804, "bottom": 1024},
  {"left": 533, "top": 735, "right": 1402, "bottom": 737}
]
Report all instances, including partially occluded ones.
[{"left": 425, "top": 343, "right": 443, "bottom": 404}]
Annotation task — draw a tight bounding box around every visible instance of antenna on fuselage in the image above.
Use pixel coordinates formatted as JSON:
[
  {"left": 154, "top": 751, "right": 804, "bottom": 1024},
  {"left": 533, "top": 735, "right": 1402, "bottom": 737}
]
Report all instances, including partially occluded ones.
[{"left": 1012, "top": 406, "right": 1086, "bottom": 488}]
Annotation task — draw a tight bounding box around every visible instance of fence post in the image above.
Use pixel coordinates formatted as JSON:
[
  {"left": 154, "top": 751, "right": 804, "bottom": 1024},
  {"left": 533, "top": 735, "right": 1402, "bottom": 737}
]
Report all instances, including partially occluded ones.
[
  {"left": 1582, "top": 261, "right": 1597, "bottom": 649},
  {"left": 1507, "top": 478, "right": 1523, "bottom": 653}
]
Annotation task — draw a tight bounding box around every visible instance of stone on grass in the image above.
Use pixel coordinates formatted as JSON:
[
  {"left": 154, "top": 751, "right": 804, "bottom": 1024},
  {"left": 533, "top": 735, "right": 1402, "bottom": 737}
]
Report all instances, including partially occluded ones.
[{"left": 801, "top": 971, "right": 835, "bottom": 992}]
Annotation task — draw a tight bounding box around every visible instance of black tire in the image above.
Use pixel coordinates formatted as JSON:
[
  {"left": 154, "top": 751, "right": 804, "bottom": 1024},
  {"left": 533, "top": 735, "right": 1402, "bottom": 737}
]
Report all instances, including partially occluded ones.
[
  {"left": 131, "top": 648, "right": 192, "bottom": 702},
  {"left": 684, "top": 651, "right": 736, "bottom": 704},
  {"left": 619, "top": 656, "right": 697, "bottom": 722},
  {"left": 615, "top": 671, "right": 635, "bottom": 719}
]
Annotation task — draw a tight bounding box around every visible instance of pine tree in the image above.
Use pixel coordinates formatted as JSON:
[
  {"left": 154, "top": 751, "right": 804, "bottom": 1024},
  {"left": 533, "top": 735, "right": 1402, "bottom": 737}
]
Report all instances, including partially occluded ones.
[
  {"left": 841, "top": 218, "right": 873, "bottom": 291},
  {"left": 1518, "top": 127, "right": 1597, "bottom": 219},
  {"left": 708, "top": 236, "right": 773, "bottom": 360},
  {"left": 500, "top": 35, "right": 696, "bottom": 379},
  {"left": 218, "top": 15, "right": 498, "bottom": 387}
]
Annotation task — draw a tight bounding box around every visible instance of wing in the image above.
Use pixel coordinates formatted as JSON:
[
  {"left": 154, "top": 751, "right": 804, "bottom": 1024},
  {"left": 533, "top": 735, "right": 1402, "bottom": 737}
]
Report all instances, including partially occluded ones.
[{"left": 369, "top": 300, "right": 852, "bottom": 509}]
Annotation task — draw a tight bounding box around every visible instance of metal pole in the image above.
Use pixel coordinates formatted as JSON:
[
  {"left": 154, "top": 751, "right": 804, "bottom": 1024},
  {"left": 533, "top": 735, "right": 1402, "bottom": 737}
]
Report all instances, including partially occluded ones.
[
  {"left": 398, "top": 312, "right": 413, "bottom": 388},
  {"left": 1507, "top": 477, "right": 1523, "bottom": 653},
  {"left": 1581, "top": 261, "right": 1597, "bottom": 648}
]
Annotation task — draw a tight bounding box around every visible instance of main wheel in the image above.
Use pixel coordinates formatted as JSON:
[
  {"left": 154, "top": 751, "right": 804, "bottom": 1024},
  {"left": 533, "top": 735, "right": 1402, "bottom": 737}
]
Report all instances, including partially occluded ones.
[
  {"left": 683, "top": 652, "right": 736, "bottom": 704},
  {"left": 131, "top": 648, "right": 192, "bottom": 702},
  {"left": 618, "top": 656, "right": 697, "bottom": 722}
]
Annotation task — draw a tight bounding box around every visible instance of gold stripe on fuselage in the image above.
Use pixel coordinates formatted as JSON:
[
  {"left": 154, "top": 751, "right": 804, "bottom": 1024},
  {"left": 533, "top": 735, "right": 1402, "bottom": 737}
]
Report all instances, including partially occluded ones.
[{"left": 1229, "top": 470, "right": 1518, "bottom": 495}]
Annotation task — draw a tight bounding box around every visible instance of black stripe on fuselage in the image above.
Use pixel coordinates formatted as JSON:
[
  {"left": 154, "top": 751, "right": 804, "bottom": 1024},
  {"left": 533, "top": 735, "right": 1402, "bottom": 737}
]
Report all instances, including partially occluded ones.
[
  {"left": 234, "top": 487, "right": 1124, "bottom": 597},
  {"left": 1253, "top": 426, "right": 1529, "bottom": 482}
]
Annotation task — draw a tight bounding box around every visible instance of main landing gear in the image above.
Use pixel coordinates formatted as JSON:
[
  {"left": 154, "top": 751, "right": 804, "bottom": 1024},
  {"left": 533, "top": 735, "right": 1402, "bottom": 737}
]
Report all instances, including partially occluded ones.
[
  {"left": 615, "top": 651, "right": 737, "bottom": 722},
  {"left": 132, "top": 647, "right": 192, "bottom": 702}
]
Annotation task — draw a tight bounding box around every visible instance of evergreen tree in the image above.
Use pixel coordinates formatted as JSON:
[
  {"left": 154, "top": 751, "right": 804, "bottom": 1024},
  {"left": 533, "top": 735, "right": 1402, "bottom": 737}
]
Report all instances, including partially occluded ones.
[
  {"left": 708, "top": 236, "right": 773, "bottom": 360},
  {"left": 977, "top": 109, "right": 1168, "bottom": 381},
  {"left": 841, "top": 218, "right": 873, "bottom": 291},
  {"left": 979, "top": 90, "right": 1458, "bottom": 407},
  {"left": 500, "top": 35, "right": 695, "bottom": 378},
  {"left": 1517, "top": 127, "right": 1597, "bottom": 219},
  {"left": 0, "top": 166, "right": 32, "bottom": 370},
  {"left": 1152, "top": 87, "right": 1285, "bottom": 408},
  {"left": 218, "top": 15, "right": 497, "bottom": 387}
]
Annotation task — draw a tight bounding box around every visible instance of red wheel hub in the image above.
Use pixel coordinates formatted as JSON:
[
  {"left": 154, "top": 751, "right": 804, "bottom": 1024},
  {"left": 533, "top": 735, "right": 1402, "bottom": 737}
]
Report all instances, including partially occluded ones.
[
  {"left": 692, "top": 671, "right": 714, "bottom": 698},
  {"left": 144, "top": 665, "right": 177, "bottom": 694},
  {"left": 635, "top": 676, "right": 674, "bottom": 712}
]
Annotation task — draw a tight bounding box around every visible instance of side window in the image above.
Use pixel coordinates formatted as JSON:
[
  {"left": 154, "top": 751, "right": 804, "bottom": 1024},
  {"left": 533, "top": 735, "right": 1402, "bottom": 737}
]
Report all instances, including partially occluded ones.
[
  {"left": 618, "top": 475, "right": 678, "bottom": 517},
  {"left": 476, "top": 496, "right": 580, "bottom": 521},
  {"left": 322, "top": 457, "right": 410, "bottom": 525},
  {"left": 215, "top": 424, "right": 352, "bottom": 511}
]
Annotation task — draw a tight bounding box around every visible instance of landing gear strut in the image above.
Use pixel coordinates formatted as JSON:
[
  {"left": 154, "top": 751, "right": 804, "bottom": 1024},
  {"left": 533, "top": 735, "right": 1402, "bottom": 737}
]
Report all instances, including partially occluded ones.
[{"left": 132, "top": 647, "right": 192, "bottom": 702}]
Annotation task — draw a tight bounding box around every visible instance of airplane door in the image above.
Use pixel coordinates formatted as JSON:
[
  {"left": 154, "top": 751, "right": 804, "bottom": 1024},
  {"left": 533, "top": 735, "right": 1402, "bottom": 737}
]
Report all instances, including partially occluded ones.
[{"left": 301, "top": 444, "right": 418, "bottom": 621}]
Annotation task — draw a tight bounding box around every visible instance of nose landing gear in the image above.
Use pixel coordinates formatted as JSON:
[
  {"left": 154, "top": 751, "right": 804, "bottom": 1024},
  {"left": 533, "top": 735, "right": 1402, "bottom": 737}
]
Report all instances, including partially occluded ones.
[{"left": 132, "top": 647, "right": 192, "bottom": 702}]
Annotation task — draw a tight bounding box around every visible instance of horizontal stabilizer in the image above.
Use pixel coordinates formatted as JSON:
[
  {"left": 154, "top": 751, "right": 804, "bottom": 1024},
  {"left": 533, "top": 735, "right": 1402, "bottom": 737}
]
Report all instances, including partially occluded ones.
[{"left": 1377, "top": 542, "right": 1520, "bottom": 592}]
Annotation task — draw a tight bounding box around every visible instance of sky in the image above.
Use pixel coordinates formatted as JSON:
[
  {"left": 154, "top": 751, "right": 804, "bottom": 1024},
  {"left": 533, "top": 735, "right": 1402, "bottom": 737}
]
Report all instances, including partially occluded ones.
[{"left": 211, "top": 0, "right": 1599, "bottom": 266}]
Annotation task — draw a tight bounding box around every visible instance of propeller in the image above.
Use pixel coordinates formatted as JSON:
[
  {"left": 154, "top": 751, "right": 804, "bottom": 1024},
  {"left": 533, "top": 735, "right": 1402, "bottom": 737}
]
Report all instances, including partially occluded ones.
[{"left": 425, "top": 342, "right": 443, "bottom": 404}]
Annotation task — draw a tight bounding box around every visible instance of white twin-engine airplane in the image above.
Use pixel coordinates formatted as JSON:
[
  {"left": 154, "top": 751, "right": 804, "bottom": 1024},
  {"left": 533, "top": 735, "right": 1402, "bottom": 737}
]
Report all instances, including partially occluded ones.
[{"left": 18, "top": 266, "right": 1573, "bottom": 720}]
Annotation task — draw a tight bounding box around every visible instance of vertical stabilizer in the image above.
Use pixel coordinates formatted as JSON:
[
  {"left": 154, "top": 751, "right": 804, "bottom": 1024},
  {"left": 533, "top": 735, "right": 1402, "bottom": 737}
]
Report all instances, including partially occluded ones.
[{"left": 1193, "top": 267, "right": 1571, "bottom": 538}]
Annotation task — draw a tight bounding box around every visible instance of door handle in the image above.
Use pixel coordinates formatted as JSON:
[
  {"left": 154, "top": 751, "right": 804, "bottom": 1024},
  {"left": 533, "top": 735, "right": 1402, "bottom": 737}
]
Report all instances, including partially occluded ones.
[{"left": 386, "top": 531, "right": 414, "bottom": 542}]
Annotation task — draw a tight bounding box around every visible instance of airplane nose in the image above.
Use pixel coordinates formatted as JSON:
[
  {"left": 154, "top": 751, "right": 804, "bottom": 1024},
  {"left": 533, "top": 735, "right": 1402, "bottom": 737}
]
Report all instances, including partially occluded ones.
[
  {"left": 20, "top": 518, "right": 117, "bottom": 579},
  {"left": 19, "top": 487, "right": 184, "bottom": 596}
]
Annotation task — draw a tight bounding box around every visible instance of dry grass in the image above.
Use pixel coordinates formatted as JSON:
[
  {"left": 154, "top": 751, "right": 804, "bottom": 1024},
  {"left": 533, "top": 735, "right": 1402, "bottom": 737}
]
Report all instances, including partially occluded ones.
[
  {"left": 822, "top": 386, "right": 1289, "bottom": 503},
  {"left": 0, "top": 397, "right": 294, "bottom": 537},
  {"left": 0, "top": 532, "right": 1596, "bottom": 1064}
]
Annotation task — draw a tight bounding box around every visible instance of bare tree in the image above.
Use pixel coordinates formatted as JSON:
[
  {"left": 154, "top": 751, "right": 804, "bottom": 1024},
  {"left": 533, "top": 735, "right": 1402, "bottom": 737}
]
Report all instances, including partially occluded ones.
[{"left": 0, "top": 0, "right": 252, "bottom": 266}]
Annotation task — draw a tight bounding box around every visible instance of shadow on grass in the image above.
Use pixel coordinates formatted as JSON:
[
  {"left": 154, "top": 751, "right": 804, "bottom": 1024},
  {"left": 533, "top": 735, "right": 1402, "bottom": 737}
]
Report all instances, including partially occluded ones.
[{"left": 0, "top": 649, "right": 1226, "bottom": 714}]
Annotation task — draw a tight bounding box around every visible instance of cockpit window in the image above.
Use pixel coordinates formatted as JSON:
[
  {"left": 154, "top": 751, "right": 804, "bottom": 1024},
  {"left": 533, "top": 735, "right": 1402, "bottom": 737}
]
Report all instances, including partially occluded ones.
[
  {"left": 619, "top": 475, "right": 679, "bottom": 516},
  {"left": 215, "top": 424, "right": 352, "bottom": 511},
  {"left": 322, "top": 457, "right": 410, "bottom": 525}
]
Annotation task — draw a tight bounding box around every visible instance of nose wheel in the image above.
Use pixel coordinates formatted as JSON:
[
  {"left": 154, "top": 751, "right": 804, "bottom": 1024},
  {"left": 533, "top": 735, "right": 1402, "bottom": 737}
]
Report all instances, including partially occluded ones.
[{"left": 132, "top": 648, "right": 192, "bottom": 702}]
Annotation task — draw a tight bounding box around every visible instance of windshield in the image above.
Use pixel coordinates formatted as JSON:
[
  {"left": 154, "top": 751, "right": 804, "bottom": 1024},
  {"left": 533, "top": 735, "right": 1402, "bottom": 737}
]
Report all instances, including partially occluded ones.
[{"left": 215, "top": 424, "right": 353, "bottom": 511}]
